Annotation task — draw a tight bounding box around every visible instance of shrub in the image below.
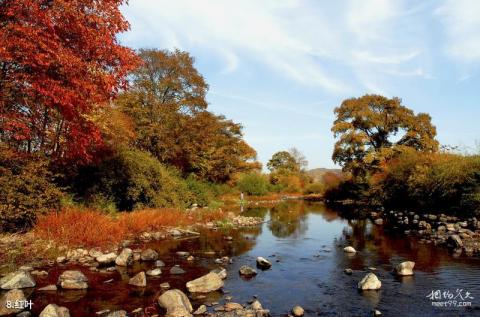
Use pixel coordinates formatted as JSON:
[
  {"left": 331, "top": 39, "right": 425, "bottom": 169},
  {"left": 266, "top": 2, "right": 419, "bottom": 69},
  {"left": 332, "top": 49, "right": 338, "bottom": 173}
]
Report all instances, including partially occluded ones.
[
  {"left": 73, "top": 148, "right": 192, "bottom": 211},
  {"left": 237, "top": 172, "right": 269, "bottom": 196},
  {"left": 372, "top": 150, "right": 480, "bottom": 215},
  {"left": 304, "top": 182, "right": 324, "bottom": 195},
  {"left": 184, "top": 175, "right": 215, "bottom": 207},
  {"left": 0, "top": 149, "right": 63, "bottom": 232}
]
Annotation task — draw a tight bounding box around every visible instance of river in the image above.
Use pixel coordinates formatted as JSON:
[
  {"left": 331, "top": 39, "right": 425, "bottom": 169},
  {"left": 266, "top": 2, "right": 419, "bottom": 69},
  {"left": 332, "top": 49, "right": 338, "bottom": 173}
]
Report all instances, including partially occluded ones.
[{"left": 29, "top": 201, "right": 480, "bottom": 316}]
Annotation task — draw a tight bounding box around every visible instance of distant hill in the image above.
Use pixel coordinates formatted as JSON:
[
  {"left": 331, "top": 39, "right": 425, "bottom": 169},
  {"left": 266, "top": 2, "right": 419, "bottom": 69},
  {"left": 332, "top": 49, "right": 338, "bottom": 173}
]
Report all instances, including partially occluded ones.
[{"left": 306, "top": 168, "right": 343, "bottom": 182}]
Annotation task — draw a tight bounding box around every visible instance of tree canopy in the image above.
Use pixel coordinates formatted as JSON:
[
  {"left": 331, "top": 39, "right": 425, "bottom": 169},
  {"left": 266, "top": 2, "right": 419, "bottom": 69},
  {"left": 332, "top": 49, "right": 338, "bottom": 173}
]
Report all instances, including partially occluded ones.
[
  {"left": 267, "top": 151, "right": 299, "bottom": 174},
  {"left": 117, "top": 49, "right": 260, "bottom": 182},
  {"left": 0, "top": 0, "right": 138, "bottom": 162},
  {"left": 332, "top": 94, "right": 438, "bottom": 178}
]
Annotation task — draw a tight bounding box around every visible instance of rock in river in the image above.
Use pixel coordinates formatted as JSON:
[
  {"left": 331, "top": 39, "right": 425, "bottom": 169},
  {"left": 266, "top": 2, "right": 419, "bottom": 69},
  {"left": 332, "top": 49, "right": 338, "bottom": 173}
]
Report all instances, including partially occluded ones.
[
  {"left": 96, "top": 252, "right": 117, "bottom": 265},
  {"left": 147, "top": 268, "right": 162, "bottom": 276},
  {"left": 158, "top": 289, "right": 193, "bottom": 317},
  {"left": 186, "top": 272, "right": 224, "bottom": 293},
  {"left": 239, "top": 265, "right": 257, "bottom": 277},
  {"left": 57, "top": 270, "right": 88, "bottom": 290},
  {"left": 39, "top": 304, "right": 70, "bottom": 317},
  {"left": 256, "top": 257, "right": 272, "bottom": 269},
  {"left": 0, "top": 289, "right": 26, "bottom": 316},
  {"left": 170, "top": 265, "right": 186, "bottom": 275},
  {"left": 394, "top": 261, "right": 415, "bottom": 276},
  {"left": 129, "top": 272, "right": 147, "bottom": 287},
  {"left": 292, "top": 305, "right": 305, "bottom": 317},
  {"left": 358, "top": 273, "right": 382, "bottom": 290},
  {"left": 0, "top": 270, "right": 36, "bottom": 289},
  {"left": 141, "top": 248, "right": 159, "bottom": 261},
  {"left": 115, "top": 248, "right": 133, "bottom": 266},
  {"left": 343, "top": 246, "right": 356, "bottom": 253}
]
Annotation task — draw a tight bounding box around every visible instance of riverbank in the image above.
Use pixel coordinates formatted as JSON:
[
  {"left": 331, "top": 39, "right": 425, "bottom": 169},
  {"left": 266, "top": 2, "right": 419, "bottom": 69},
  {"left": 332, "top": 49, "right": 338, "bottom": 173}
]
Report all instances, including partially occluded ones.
[{"left": 367, "top": 210, "right": 480, "bottom": 257}]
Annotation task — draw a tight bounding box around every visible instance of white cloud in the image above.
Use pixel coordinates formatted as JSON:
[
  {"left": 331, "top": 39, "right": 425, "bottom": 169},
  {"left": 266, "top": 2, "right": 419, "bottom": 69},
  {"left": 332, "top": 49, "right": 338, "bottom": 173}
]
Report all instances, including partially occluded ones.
[
  {"left": 436, "top": 0, "right": 480, "bottom": 62},
  {"left": 120, "top": 0, "right": 433, "bottom": 95}
]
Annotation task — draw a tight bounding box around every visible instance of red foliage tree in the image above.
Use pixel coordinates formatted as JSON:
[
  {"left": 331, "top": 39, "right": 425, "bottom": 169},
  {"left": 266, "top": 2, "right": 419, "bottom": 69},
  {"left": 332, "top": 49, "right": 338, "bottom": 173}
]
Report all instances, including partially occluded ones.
[{"left": 0, "top": 0, "right": 138, "bottom": 162}]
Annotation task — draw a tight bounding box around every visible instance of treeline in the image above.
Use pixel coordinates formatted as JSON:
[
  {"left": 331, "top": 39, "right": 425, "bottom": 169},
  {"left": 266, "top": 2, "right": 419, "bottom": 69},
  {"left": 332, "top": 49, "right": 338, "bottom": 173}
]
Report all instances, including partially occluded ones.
[
  {"left": 0, "top": 1, "right": 261, "bottom": 231},
  {"left": 326, "top": 95, "right": 480, "bottom": 216}
]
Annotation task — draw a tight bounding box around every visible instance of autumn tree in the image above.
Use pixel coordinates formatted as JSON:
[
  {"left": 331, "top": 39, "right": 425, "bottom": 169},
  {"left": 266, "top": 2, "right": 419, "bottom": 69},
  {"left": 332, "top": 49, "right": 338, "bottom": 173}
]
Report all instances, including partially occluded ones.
[
  {"left": 288, "top": 147, "right": 308, "bottom": 171},
  {"left": 0, "top": 0, "right": 138, "bottom": 162},
  {"left": 117, "top": 49, "right": 259, "bottom": 182},
  {"left": 332, "top": 94, "right": 439, "bottom": 178}
]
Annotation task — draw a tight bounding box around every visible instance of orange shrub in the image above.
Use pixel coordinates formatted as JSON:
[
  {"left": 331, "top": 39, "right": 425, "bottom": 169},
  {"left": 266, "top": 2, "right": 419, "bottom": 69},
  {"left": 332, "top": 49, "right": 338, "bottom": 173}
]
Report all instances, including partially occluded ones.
[
  {"left": 34, "top": 208, "right": 125, "bottom": 248},
  {"left": 34, "top": 207, "right": 227, "bottom": 248}
]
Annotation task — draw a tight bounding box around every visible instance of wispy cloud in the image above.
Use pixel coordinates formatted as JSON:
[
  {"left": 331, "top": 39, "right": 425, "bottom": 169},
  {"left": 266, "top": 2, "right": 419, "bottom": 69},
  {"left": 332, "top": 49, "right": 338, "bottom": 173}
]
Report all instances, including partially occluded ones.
[{"left": 436, "top": 0, "right": 480, "bottom": 62}]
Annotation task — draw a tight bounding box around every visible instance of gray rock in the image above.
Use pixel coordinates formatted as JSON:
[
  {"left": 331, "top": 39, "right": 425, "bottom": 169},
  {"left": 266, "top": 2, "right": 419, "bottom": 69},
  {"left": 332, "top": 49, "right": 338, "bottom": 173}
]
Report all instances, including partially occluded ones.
[
  {"left": 239, "top": 265, "right": 257, "bottom": 277},
  {"left": 158, "top": 289, "right": 193, "bottom": 317},
  {"left": 344, "top": 268, "right": 353, "bottom": 275},
  {"left": 128, "top": 272, "right": 146, "bottom": 287},
  {"left": 146, "top": 268, "right": 162, "bottom": 276},
  {"left": 394, "top": 261, "right": 415, "bottom": 276},
  {"left": 170, "top": 265, "right": 186, "bottom": 275},
  {"left": 57, "top": 270, "right": 88, "bottom": 289},
  {"left": 141, "top": 249, "right": 159, "bottom": 261},
  {"left": 115, "top": 248, "right": 133, "bottom": 266},
  {"left": 358, "top": 273, "right": 381, "bottom": 290},
  {"left": 16, "top": 311, "right": 32, "bottom": 317},
  {"left": 39, "top": 304, "right": 70, "bottom": 317},
  {"left": 160, "top": 282, "right": 170, "bottom": 290},
  {"left": 0, "top": 271, "right": 36, "bottom": 289},
  {"left": 89, "top": 248, "right": 104, "bottom": 258},
  {"left": 0, "top": 289, "right": 26, "bottom": 316},
  {"left": 176, "top": 251, "right": 189, "bottom": 257},
  {"left": 155, "top": 260, "right": 166, "bottom": 267},
  {"left": 186, "top": 272, "right": 224, "bottom": 293},
  {"left": 256, "top": 257, "right": 272, "bottom": 269},
  {"left": 96, "top": 252, "right": 117, "bottom": 265},
  {"left": 210, "top": 268, "right": 227, "bottom": 279}
]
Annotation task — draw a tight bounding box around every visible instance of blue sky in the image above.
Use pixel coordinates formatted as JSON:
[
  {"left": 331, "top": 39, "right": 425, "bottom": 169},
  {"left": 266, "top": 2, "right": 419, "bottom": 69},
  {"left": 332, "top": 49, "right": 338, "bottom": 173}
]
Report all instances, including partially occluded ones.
[{"left": 119, "top": 0, "right": 480, "bottom": 169}]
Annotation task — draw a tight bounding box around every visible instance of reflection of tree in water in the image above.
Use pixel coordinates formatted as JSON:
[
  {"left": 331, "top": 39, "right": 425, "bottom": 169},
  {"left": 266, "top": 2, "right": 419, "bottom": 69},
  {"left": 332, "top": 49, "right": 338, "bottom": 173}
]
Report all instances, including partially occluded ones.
[
  {"left": 335, "top": 216, "right": 452, "bottom": 271},
  {"left": 268, "top": 201, "right": 309, "bottom": 238},
  {"left": 242, "top": 206, "right": 269, "bottom": 219}
]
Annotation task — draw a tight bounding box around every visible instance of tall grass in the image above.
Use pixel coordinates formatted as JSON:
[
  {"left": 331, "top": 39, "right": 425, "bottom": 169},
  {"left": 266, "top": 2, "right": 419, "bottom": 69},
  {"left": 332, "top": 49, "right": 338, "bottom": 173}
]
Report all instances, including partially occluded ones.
[{"left": 34, "top": 207, "right": 225, "bottom": 248}]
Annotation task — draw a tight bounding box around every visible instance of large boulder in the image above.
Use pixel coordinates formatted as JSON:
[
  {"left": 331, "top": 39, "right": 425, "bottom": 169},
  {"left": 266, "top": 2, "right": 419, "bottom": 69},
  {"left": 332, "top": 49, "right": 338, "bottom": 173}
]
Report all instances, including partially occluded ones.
[
  {"left": 186, "top": 272, "right": 224, "bottom": 293},
  {"left": 394, "top": 261, "right": 415, "bottom": 276},
  {"left": 39, "top": 304, "right": 70, "bottom": 317},
  {"left": 0, "top": 289, "right": 26, "bottom": 316},
  {"left": 158, "top": 289, "right": 193, "bottom": 317},
  {"left": 96, "top": 252, "right": 117, "bottom": 265},
  {"left": 239, "top": 265, "right": 257, "bottom": 277},
  {"left": 0, "top": 270, "right": 36, "bottom": 289},
  {"left": 57, "top": 270, "right": 88, "bottom": 290},
  {"left": 256, "top": 257, "right": 272, "bottom": 269},
  {"left": 357, "top": 273, "right": 381, "bottom": 290},
  {"left": 128, "top": 272, "right": 147, "bottom": 287},
  {"left": 115, "top": 248, "right": 133, "bottom": 266},
  {"left": 141, "top": 249, "right": 159, "bottom": 261}
]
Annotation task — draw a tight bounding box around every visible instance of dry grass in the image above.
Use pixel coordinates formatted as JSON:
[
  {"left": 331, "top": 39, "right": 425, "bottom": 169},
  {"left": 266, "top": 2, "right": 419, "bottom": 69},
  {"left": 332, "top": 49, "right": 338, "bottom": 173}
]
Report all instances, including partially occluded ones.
[{"left": 34, "top": 207, "right": 226, "bottom": 248}]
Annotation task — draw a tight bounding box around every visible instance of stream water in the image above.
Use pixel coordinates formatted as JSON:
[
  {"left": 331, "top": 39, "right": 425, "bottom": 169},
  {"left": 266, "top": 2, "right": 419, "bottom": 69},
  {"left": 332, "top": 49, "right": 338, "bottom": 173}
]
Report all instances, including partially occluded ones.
[{"left": 28, "top": 201, "right": 480, "bottom": 316}]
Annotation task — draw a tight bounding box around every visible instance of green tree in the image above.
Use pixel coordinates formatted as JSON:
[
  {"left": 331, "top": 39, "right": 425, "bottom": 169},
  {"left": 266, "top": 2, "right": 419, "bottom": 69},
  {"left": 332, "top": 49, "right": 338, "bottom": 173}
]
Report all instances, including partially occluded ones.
[
  {"left": 267, "top": 151, "right": 299, "bottom": 174},
  {"left": 332, "top": 94, "right": 438, "bottom": 178},
  {"left": 117, "top": 49, "right": 259, "bottom": 182}
]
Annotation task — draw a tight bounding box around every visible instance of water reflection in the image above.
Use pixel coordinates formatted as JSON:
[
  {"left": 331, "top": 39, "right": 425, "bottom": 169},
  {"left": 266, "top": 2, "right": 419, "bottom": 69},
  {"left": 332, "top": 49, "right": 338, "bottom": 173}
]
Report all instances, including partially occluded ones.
[{"left": 23, "top": 201, "right": 480, "bottom": 316}]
